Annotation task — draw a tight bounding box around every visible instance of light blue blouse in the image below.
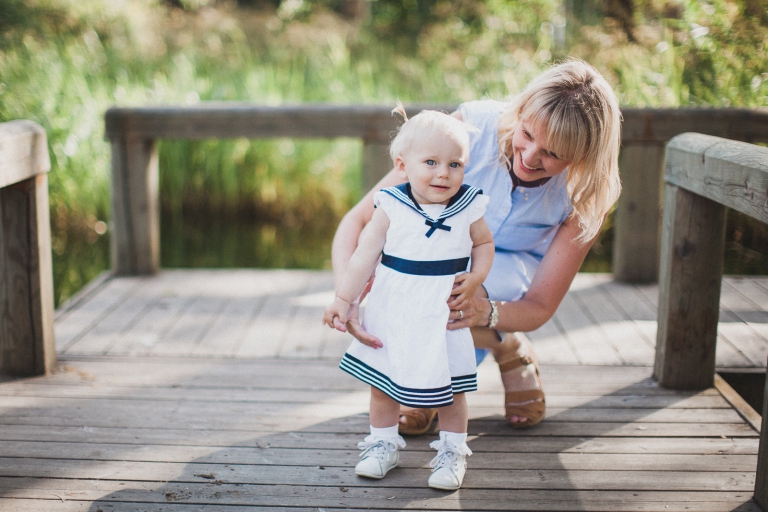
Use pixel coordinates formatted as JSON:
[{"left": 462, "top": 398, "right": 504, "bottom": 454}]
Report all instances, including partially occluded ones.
[{"left": 458, "top": 100, "right": 574, "bottom": 303}]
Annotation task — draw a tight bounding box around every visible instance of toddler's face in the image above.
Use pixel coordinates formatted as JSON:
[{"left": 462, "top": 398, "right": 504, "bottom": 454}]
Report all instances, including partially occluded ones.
[{"left": 395, "top": 130, "right": 468, "bottom": 205}]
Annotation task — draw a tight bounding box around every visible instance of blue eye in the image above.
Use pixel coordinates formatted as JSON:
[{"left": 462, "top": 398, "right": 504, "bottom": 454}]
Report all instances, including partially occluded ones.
[
  {"left": 450, "top": 162, "right": 459, "bottom": 168},
  {"left": 426, "top": 159, "right": 436, "bottom": 165}
]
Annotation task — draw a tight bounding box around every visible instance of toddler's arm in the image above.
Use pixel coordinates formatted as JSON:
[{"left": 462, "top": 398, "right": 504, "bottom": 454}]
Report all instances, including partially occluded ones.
[
  {"left": 322, "top": 207, "right": 389, "bottom": 329},
  {"left": 449, "top": 218, "right": 494, "bottom": 311}
]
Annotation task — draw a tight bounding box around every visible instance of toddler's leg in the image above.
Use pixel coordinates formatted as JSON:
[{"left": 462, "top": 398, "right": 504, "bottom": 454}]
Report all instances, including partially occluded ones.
[
  {"left": 429, "top": 393, "right": 471, "bottom": 490},
  {"left": 355, "top": 387, "right": 405, "bottom": 479}
]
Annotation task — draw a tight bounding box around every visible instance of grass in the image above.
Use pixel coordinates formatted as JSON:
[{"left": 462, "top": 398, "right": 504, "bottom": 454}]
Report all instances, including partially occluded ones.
[{"left": 1, "top": 0, "right": 767, "bottom": 304}]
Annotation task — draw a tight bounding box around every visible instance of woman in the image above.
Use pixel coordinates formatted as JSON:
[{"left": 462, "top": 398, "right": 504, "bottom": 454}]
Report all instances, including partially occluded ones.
[{"left": 331, "top": 59, "right": 622, "bottom": 431}]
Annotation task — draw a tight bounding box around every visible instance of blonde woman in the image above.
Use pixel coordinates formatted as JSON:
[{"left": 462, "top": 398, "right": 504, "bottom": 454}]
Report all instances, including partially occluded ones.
[{"left": 332, "top": 60, "right": 622, "bottom": 432}]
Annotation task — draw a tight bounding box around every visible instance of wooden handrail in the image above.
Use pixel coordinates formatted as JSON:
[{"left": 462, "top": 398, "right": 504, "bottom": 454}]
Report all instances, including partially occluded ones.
[
  {"left": 104, "top": 104, "right": 768, "bottom": 277},
  {"left": 0, "top": 120, "right": 56, "bottom": 377},
  {"left": 652, "top": 132, "right": 768, "bottom": 507}
]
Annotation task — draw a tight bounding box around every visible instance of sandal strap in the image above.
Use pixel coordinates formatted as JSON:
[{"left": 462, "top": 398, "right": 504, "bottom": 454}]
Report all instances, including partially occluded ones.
[
  {"left": 497, "top": 354, "right": 534, "bottom": 374},
  {"left": 504, "top": 389, "right": 545, "bottom": 404}
]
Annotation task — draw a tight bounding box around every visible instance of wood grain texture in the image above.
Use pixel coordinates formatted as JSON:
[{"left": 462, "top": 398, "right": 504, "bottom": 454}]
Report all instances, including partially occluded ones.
[
  {"left": 655, "top": 183, "right": 727, "bottom": 389},
  {"left": 613, "top": 142, "right": 665, "bottom": 283},
  {"left": 756, "top": 367, "right": 768, "bottom": 508},
  {"left": 104, "top": 105, "right": 768, "bottom": 144},
  {"left": 110, "top": 136, "right": 159, "bottom": 275},
  {"left": 665, "top": 132, "right": 768, "bottom": 223},
  {"left": 0, "top": 176, "right": 55, "bottom": 376},
  {"left": 0, "top": 120, "right": 50, "bottom": 188}
]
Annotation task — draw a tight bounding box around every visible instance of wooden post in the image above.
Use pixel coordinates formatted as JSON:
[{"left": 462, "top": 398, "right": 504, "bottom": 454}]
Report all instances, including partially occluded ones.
[
  {"left": 110, "top": 135, "right": 159, "bottom": 275},
  {"left": 362, "top": 140, "right": 392, "bottom": 192},
  {"left": 654, "top": 132, "right": 768, "bottom": 390},
  {"left": 0, "top": 120, "right": 56, "bottom": 376},
  {"left": 756, "top": 359, "right": 768, "bottom": 507},
  {"left": 654, "top": 183, "right": 726, "bottom": 389},
  {"left": 613, "top": 143, "right": 665, "bottom": 283}
]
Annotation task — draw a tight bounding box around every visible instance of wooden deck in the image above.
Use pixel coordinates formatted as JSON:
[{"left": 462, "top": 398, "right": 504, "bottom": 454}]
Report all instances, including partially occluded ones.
[{"left": 1, "top": 270, "right": 765, "bottom": 511}]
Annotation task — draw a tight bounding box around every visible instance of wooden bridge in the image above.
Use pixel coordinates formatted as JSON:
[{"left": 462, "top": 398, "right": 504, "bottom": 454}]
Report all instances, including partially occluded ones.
[{"left": 2, "top": 109, "right": 768, "bottom": 511}]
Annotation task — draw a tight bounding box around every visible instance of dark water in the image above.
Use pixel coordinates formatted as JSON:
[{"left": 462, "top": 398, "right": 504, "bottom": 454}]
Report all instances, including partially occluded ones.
[{"left": 52, "top": 208, "right": 768, "bottom": 307}]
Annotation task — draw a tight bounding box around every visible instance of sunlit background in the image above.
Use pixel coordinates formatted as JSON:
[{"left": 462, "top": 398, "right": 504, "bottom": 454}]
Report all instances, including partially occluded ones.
[{"left": 1, "top": 0, "right": 767, "bottom": 306}]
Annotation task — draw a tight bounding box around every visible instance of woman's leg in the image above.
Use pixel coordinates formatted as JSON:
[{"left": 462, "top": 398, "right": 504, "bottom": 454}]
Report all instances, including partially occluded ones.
[{"left": 470, "top": 289, "right": 543, "bottom": 426}]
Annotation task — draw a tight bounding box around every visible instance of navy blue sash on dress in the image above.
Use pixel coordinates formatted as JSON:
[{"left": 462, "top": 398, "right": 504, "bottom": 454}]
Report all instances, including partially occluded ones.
[{"left": 381, "top": 253, "right": 469, "bottom": 276}]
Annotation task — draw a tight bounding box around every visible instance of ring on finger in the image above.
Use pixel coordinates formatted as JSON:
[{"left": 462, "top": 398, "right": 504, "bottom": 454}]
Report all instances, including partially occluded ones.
[{"left": 458, "top": 310, "right": 464, "bottom": 320}]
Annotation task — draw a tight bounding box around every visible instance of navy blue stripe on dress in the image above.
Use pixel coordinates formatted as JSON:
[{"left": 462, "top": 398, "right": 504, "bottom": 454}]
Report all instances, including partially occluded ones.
[
  {"left": 380, "top": 253, "right": 469, "bottom": 276},
  {"left": 450, "top": 373, "right": 478, "bottom": 393},
  {"left": 339, "top": 353, "right": 455, "bottom": 408}
]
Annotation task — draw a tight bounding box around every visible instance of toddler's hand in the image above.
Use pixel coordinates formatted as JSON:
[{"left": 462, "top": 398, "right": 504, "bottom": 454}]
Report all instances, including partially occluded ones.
[
  {"left": 448, "top": 272, "right": 483, "bottom": 311},
  {"left": 322, "top": 296, "right": 351, "bottom": 331}
]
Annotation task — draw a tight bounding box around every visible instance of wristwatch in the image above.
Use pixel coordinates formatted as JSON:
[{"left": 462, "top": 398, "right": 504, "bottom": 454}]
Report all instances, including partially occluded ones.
[{"left": 487, "top": 299, "right": 499, "bottom": 330}]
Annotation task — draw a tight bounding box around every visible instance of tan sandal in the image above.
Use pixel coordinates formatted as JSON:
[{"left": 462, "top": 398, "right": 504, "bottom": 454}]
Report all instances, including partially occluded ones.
[
  {"left": 497, "top": 334, "right": 546, "bottom": 428},
  {"left": 398, "top": 407, "right": 438, "bottom": 436}
]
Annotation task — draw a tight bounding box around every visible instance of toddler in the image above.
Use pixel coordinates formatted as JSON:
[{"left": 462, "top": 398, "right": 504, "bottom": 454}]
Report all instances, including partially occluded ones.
[{"left": 322, "top": 105, "right": 493, "bottom": 490}]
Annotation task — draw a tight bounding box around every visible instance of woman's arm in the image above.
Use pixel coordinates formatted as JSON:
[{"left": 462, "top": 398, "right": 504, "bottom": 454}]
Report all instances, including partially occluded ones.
[
  {"left": 448, "top": 215, "right": 596, "bottom": 333},
  {"left": 331, "top": 169, "right": 406, "bottom": 290}
]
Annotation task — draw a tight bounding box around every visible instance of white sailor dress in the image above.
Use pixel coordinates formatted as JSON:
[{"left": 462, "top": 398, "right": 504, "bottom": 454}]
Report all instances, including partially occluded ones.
[{"left": 339, "top": 183, "right": 489, "bottom": 408}]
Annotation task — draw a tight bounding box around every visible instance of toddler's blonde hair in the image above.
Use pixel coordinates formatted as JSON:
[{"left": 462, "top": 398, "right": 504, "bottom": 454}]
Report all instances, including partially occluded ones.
[
  {"left": 498, "top": 60, "right": 622, "bottom": 243},
  {"left": 389, "top": 104, "right": 471, "bottom": 163}
]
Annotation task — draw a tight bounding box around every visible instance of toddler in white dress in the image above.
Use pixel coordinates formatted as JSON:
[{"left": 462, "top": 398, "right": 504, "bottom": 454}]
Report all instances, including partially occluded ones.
[{"left": 323, "top": 106, "right": 494, "bottom": 490}]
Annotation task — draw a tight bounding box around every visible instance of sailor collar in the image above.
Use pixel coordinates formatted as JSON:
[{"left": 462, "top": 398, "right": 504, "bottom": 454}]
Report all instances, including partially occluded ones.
[{"left": 381, "top": 183, "right": 483, "bottom": 238}]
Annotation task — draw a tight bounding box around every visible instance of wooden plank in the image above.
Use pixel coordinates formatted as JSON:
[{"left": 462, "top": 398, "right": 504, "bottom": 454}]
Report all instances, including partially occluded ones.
[
  {"left": 0, "top": 120, "right": 50, "bottom": 188},
  {"left": 0, "top": 457, "right": 756, "bottom": 491},
  {"left": 0, "top": 383, "right": 731, "bottom": 409},
  {"left": 572, "top": 278, "right": 656, "bottom": 364},
  {"left": 714, "top": 373, "right": 762, "bottom": 432},
  {"left": 105, "top": 105, "right": 768, "bottom": 145},
  {"left": 550, "top": 285, "right": 623, "bottom": 365},
  {"left": 665, "top": 133, "right": 768, "bottom": 224},
  {"left": 0, "top": 480, "right": 762, "bottom": 512},
  {"left": 105, "top": 104, "right": 455, "bottom": 143},
  {"left": 0, "top": 441, "right": 756, "bottom": 471},
  {"left": 279, "top": 272, "right": 335, "bottom": 358},
  {"left": 236, "top": 271, "right": 312, "bottom": 357},
  {"left": 613, "top": 142, "right": 665, "bottom": 283},
  {"left": 0, "top": 395, "right": 746, "bottom": 426},
  {"left": 192, "top": 296, "right": 265, "bottom": 357},
  {"left": 601, "top": 280, "right": 658, "bottom": 349},
  {"left": 55, "top": 278, "right": 145, "bottom": 353},
  {"left": 655, "top": 183, "right": 727, "bottom": 389},
  {"left": 148, "top": 296, "right": 228, "bottom": 356},
  {"left": 61, "top": 277, "right": 157, "bottom": 355},
  {"left": 109, "top": 136, "right": 159, "bottom": 275},
  {"left": 0, "top": 424, "right": 758, "bottom": 453},
  {"left": 621, "top": 108, "right": 768, "bottom": 144}
]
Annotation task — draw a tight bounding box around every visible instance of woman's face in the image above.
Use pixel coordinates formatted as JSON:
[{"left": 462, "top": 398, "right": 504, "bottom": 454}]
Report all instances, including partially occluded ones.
[{"left": 510, "top": 118, "right": 571, "bottom": 182}]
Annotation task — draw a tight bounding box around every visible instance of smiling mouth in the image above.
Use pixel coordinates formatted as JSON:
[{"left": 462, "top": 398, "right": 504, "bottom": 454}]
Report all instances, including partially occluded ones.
[{"left": 518, "top": 157, "right": 542, "bottom": 173}]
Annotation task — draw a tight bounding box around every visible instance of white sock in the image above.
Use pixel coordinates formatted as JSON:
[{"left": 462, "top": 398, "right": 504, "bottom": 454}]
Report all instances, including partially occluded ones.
[
  {"left": 370, "top": 425, "right": 399, "bottom": 439},
  {"left": 440, "top": 430, "right": 467, "bottom": 445}
]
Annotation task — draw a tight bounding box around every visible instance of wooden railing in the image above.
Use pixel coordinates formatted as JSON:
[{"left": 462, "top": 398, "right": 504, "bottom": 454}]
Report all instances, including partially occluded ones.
[
  {"left": 652, "top": 132, "right": 768, "bottom": 506},
  {"left": 104, "top": 104, "right": 768, "bottom": 276},
  {"left": 0, "top": 121, "right": 56, "bottom": 377}
]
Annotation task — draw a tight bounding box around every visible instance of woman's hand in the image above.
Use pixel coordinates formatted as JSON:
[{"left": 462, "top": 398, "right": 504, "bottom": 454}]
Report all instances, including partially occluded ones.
[
  {"left": 340, "top": 300, "right": 384, "bottom": 349},
  {"left": 446, "top": 293, "right": 491, "bottom": 331}
]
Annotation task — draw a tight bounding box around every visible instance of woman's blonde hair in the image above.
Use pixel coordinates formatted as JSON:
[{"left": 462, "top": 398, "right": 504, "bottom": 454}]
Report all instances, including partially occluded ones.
[
  {"left": 498, "top": 60, "right": 622, "bottom": 243},
  {"left": 389, "top": 103, "right": 471, "bottom": 162}
]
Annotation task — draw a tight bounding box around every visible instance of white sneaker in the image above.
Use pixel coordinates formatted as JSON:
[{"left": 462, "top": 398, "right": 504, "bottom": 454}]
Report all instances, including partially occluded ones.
[
  {"left": 427, "top": 439, "right": 470, "bottom": 490},
  {"left": 355, "top": 436, "right": 403, "bottom": 479}
]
